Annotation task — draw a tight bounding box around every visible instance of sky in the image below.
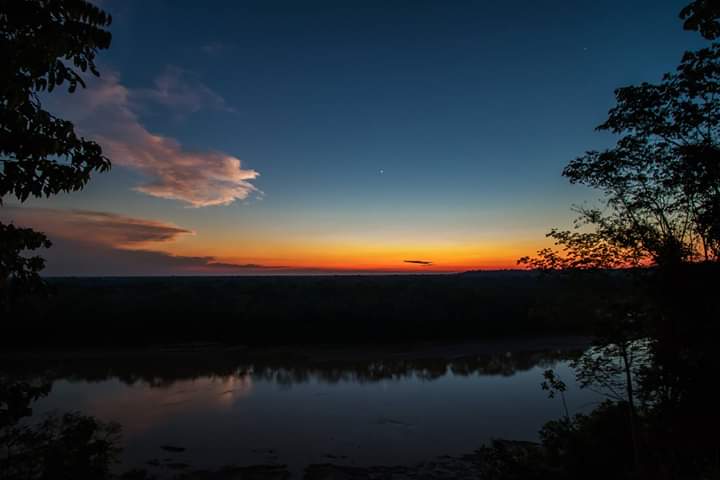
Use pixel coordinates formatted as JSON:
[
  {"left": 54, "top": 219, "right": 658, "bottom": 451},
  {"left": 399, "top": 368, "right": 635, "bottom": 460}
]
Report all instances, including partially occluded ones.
[{"left": 2, "top": 0, "right": 709, "bottom": 275}]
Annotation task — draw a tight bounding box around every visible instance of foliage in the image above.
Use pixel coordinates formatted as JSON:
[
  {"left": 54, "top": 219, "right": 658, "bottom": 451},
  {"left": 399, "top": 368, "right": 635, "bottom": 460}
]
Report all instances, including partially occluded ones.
[
  {"left": 0, "top": 5, "right": 119, "bottom": 475},
  {"left": 1, "top": 412, "right": 121, "bottom": 480},
  {"left": 519, "top": 2, "right": 720, "bottom": 478},
  {"left": 680, "top": 0, "right": 720, "bottom": 40},
  {"left": 538, "top": 401, "right": 636, "bottom": 480},
  {"left": 540, "top": 369, "right": 569, "bottom": 420},
  {"left": 0, "top": 377, "right": 122, "bottom": 480},
  {"left": 477, "top": 403, "right": 640, "bottom": 480},
  {"left": 571, "top": 306, "right": 648, "bottom": 401},
  {"left": 518, "top": 227, "right": 645, "bottom": 271},
  {"left": 0, "top": 0, "right": 112, "bottom": 310},
  {"left": 0, "top": 378, "right": 50, "bottom": 430},
  {"left": 477, "top": 440, "right": 555, "bottom": 480},
  {"left": 520, "top": 42, "right": 720, "bottom": 270},
  {"left": 0, "top": 0, "right": 112, "bottom": 202},
  {"left": 0, "top": 223, "right": 51, "bottom": 311}
]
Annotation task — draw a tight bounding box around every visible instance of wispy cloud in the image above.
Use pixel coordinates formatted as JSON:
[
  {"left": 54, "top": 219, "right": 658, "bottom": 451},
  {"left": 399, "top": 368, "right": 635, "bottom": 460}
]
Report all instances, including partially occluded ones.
[
  {"left": 50, "top": 70, "right": 259, "bottom": 207},
  {"left": 403, "top": 260, "right": 433, "bottom": 266},
  {"left": 132, "top": 66, "right": 235, "bottom": 114},
  {"left": 200, "top": 41, "right": 226, "bottom": 56}
]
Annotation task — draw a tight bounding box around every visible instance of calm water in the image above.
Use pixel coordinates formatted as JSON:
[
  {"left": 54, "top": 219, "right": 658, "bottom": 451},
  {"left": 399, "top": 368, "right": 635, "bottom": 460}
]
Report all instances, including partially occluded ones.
[{"left": 7, "top": 341, "right": 597, "bottom": 475}]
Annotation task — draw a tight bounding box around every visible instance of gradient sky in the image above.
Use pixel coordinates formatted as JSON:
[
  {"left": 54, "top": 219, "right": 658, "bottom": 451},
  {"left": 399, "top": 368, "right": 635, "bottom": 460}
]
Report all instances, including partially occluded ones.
[{"left": 2, "top": 0, "right": 708, "bottom": 275}]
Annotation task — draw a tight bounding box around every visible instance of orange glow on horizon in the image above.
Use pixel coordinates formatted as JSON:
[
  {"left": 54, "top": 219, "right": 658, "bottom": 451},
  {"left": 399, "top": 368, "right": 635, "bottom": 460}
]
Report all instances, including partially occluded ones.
[
  {"left": 165, "top": 237, "right": 548, "bottom": 273},
  {"left": 2, "top": 206, "right": 556, "bottom": 275}
]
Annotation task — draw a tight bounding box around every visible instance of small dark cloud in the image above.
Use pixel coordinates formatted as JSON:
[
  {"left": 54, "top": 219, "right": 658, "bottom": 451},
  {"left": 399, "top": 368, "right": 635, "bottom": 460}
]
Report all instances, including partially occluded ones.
[
  {"left": 403, "top": 260, "right": 433, "bottom": 266},
  {"left": 1, "top": 206, "right": 193, "bottom": 247},
  {"left": 205, "top": 262, "right": 286, "bottom": 270},
  {"left": 68, "top": 209, "right": 193, "bottom": 246}
]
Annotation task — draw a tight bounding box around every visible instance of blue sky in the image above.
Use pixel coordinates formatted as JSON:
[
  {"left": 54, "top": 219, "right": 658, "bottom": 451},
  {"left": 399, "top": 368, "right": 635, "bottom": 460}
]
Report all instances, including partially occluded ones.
[{"left": 5, "top": 0, "right": 709, "bottom": 274}]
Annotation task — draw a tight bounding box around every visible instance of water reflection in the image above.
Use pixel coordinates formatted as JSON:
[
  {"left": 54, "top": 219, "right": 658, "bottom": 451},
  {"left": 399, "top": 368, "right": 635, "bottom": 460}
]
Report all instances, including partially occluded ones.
[
  {"left": 2, "top": 340, "right": 584, "bottom": 386},
  {"left": 83, "top": 376, "right": 255, "bottom": 435},
  {"left": 1, "top": 339, "right": 593, "bottom": 475}
]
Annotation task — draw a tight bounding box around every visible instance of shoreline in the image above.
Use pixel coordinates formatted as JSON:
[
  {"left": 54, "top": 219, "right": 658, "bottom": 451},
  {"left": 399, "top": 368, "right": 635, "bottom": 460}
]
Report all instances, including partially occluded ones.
[{"left": 0, "top": 335, "right": 592, "bottom": 362}]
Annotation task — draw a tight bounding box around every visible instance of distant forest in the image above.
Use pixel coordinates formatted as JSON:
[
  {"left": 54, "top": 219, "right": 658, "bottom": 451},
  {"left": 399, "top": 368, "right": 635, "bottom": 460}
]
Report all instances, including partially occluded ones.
[{"left": 6, "top": 272, "right": 631, "bottom": 347}]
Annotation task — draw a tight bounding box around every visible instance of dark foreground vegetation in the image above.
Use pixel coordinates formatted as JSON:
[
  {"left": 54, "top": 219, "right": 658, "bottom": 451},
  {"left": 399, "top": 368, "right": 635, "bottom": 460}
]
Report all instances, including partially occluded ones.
[{"left": 4, "top": 271, "right": 628, "bottom": 347}]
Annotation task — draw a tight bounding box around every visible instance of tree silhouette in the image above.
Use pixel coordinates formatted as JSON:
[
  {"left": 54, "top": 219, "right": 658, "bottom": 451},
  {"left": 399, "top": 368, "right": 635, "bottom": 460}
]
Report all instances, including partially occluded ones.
[
  {"left": 0, "top": 0, "right": 112, "bottom": 311},
  {"left": 519, "top": 1, "right": 720, "bottom": 477},
  {"left": 680, "top": 0, "right": 720, "bottom": 40},
  {"left": 520, "top": 42, "right": 720, "bottom": 270},
  {"left": 0, "top": 224, "right": 51, "bottom": 315},
  {"left": 1, "top": 376, "right": 123, "bottom": 480}
]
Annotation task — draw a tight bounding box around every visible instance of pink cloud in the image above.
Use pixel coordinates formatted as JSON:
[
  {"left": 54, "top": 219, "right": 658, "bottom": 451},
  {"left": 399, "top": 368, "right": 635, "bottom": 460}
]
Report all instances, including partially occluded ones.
[{"left": 52, "top": 70, "right": 259, "bottom": 207}]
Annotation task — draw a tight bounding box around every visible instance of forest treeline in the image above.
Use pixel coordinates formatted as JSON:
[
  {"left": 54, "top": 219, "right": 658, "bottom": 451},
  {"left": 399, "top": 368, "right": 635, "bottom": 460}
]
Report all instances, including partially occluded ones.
[{"left": 3, "top": 272, "right": 630, "bottom": 346}]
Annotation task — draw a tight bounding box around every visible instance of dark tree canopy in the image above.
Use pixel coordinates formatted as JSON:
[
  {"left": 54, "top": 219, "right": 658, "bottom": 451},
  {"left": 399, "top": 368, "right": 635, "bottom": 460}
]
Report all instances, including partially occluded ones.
[
  {"left": 518, "top": 3, "right": 720, "bottom": 477},
  {"left": 521, "top": 43, "right": 720, "bottom": 270},
  {"left": 568, "top": 43, "right": 720, "bottom": 264},
  {"left": 0, "top": 223, "right": 51, "bottom": 308},
  {"left": 1, "top": 376, "right": 122, "bottom": 480},
  {"left": 0, "top": 0, "right": 112, "bottom": 310},
  {"left": 0, "top": 0, "right": 112, "bottom": 202},
  {"left": 680, "top": 0, "right": 720, "bottom": 40}
]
